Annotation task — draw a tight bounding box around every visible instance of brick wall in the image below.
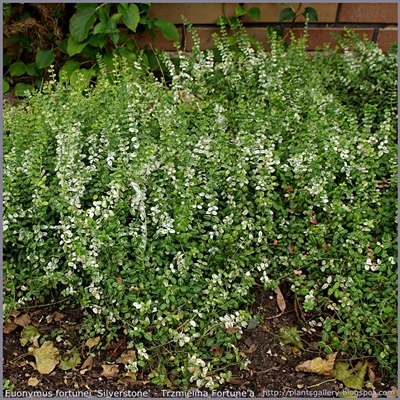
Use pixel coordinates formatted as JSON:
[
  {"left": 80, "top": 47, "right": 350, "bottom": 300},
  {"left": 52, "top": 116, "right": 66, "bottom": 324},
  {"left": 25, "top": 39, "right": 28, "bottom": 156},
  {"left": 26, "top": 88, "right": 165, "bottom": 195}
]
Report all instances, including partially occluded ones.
[{"left": 137, "top": 3, "right": 398, "bottom": 52}]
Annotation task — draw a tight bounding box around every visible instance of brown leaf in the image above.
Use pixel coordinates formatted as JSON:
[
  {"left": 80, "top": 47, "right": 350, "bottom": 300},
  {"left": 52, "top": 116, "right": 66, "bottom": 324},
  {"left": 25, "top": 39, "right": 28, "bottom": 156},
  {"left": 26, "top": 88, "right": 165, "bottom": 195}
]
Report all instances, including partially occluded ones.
[
  {"left": 210, "top": 345, "right": 224, "bottom": 357},
  {"left": 101, "top": 364, "right": 119, "bottom": 378},
  {"left": 242, "top": 344, "right": 257, "bottom": 354},
  {"left": 116, "top": 350, "right": 137, "bottom": 365},
  {"left": 296, "top": 353, "right": 337, "bottom": 377},
  {"left": 116, "top": 277, "right": 123, "bottom": 285},
  {"left": 288, "top": 243, "right": 294, "bottom": 255},
  {"left": 11, "top": 310, "right": 21, "bottom": 318},
  {"left": 367, "top": 367, "right": 376, "bottom": 383},
  {"left": 229, "top": 377, "right": 241, "bottom": 385},
  {"left": 226, "top": 327, "right": 240, "bottom": 333},
  {"left": 81, "top": 355, "right": 93, "bottom": 370},
  {"left": 310, "top": 219, "right": 317, "bottom": 225},
  {"left": 54, "top": 312, "right": 65, "bottom": 322},
  {"left": 274, "top": 285, "right": 286, "bottom": 313},
  {"left": 14, "top": 313, "right": 31, "bottom": 327},
  {"left": 3, "top": 319, "right": 18, "bottom": 334},
  {"left": 287, "top": 185, "right": 294, "bottom": 192}
]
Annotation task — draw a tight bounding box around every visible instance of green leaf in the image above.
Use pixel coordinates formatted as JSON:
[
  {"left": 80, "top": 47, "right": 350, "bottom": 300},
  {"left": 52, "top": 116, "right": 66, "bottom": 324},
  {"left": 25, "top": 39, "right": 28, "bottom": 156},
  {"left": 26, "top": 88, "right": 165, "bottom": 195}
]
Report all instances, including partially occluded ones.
[
  {"left": 107, "top": 13, "right": 122, "bottom": 30},
  {"left": 26, "top": 62, "right": 40, "bottom": 76},
  {"left": 302, "top": 7, "right": 318, "bottom": 22},
  {"left": 279, "top": 7, "right": 297, "bottom": 22},
  {"left": 59, "top": 60, "right": 81, "bottom": 83},
  {"left": 67, "top": 36, "right": 90, "bottom": 56},
  {"left": 118, "top": 3, "right": 140, "bottom": 32},
  {"left": 246, "top": 318, "right": 259, "bottom": 331},
  {"left": 70, "top": 68, "right": 95, "bottom": 90},
  {"left": 154, "top": 19, "right": 179, "bottom": 41},
  {"left": 58, "top": 347, "right": 81, "bottom": 370},
  {"left": 69, "top": 6, "right": 96, "bottom": 42},
  {"left": 97, "top": 6, "right": 109, "bottom": 23},
  {"left": 14, "top": 83, "right": 34, "bottom": 97},
  {"left": 9, "top": 60, "right": 26, "bottom": 77},
  {"left": 117, "top": 48, "right": 136, "bottom": 64},
  {"left": 3, "top": 78, "right": 10, "bottom": 94},
  {"left": 235, "top": 5, "right": 247, "bottom": 17},
  {"left": 93, "top": 21, "right": 107, "bottom": 35},
  {"left": 35, "top": 50, "right": 56, "bottom": 69},
  {"left": 216, "top": 16, "right": 228, "bottom": 26},
  {"left": 279, "top": 327, "right": 304, "bottom": 349},
  {"left": 20, "top": 325, "right": 40, "bottom": 346},
  {"left": 248, "top": 7, "right": 261, "bottom": 20},
  {"left": 89, "top": 33, "right": 108, "bottom": 49},
  {"left": 333, "top": 362, "right": 367, "bottom": 390}
]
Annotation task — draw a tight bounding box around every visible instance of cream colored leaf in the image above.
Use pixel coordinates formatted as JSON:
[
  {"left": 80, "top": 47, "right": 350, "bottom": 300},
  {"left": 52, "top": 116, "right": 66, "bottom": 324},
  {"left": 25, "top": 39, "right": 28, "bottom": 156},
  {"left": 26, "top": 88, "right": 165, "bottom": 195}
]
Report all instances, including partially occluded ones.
[
  {"left": 387, "top": 387, "right": 398, "bottom": 398},
  {"left": 101, "top": 364, "right": 119, "bottom": 378},
  {"left": 274, "top": 285, "right": 286, "bottom": 313},
  {"left": 296, "top": 352, "right": 337, "bottom": 376},
  {"left": 116, "top": 350, "right": 137, "bottom": 365},
  {"left": 28, "top": 377, "right": 40, "bottom": 386},
  {"left": 28, "top": 341, "right": 59, "bottom": 374},
  {"left": 85, "top": 337, "right": 100, "bottom": 350}
]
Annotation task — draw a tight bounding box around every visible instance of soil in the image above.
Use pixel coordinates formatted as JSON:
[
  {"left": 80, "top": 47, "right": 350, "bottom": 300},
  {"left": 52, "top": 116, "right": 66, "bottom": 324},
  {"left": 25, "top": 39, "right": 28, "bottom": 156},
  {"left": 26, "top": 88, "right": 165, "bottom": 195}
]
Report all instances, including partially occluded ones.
[{"left": 3, "top": 285, "right": 397, "bottom": 399}]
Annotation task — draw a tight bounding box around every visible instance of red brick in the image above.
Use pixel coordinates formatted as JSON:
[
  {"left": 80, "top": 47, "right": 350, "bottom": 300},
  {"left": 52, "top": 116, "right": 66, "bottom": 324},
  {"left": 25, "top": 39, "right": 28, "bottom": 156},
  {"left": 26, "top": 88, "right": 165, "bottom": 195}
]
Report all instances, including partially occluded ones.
[
  {"left": 377, "top": 27, "right": 398, "bottom": 51},
  {"left": 148, "top": 3, "right": 236, "bottom": 24},
  {"left": 339, "top": 3, "right": 398, "bottom": 24},
  {"left": 284, "top": 28, "right": 375, "bottom": 50},
  {"left": 243, "top": 3, "right": 338, "bottom": 23},
  {"left": 184, "top": 27, "right": 222, "bottom": 51}
]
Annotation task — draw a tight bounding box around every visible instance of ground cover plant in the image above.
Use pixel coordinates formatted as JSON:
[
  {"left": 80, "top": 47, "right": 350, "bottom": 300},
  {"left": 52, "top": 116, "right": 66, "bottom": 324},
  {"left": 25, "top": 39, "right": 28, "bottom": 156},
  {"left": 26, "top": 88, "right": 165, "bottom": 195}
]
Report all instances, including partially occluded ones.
[{"left": 3, "top": 26, "right": 398, "bottom": 389}]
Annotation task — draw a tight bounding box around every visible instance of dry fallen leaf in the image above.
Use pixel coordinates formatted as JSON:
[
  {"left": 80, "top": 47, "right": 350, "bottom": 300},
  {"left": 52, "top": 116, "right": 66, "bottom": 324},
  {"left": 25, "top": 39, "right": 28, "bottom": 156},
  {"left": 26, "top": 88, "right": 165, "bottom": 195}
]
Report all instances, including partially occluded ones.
[
  {"left": 367, "top": 366, "right": 376, "bottom": 383},
  {"left": 28, "top": 377, "right": 40, "bottom": 387},
  {"left": 28, "top": 341, "right": 60, "bottom": 374},
  {"left": 274, "top": 285, "right": 286, "bottom": 313},
  {"left": 81, "top": 355, "right": 93, "bottom": 371},
  {"left": 334, "top": 361, "right": 367, "bottom": 390},
  {"left": 116, "top": 350, "right": 137, "bottom": 365},
  {"left": 296, "top": 352, "right": 337, "bottom": 376},
  {"left": 387, "top": 387, "right": 398, "bottom": 398},
  {"left": 14, "top": 313, "right": 31, "bottom": 327},
  {"left": 54, "top": 312, "right": 65, "bottom": 322},
  {"left": 242, "top": 344, "right": 258, "bottom": 354},
  {"left": 101, "top": 364, "right": 119, "bottom": 378},
  {"left": 3, "top": 319, "right": 18, "bottom": 334},
  {"left": 85, "top": 337, "right": 100, "bottom": 350}
]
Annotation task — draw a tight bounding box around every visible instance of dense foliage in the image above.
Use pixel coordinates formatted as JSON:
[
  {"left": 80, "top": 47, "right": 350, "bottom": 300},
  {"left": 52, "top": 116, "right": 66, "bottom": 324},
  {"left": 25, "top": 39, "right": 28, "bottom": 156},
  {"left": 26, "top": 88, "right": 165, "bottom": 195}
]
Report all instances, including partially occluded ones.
[{"left": 3, "top": 27, "right": 397, "bottom": 387}]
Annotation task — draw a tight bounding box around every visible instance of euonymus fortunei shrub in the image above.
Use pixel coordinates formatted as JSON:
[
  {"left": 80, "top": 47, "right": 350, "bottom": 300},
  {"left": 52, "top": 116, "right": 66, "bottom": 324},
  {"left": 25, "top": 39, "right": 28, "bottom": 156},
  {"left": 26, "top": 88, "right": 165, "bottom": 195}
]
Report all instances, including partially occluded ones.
[{"left": 3, "top": 26, "right": 397, "bottom": 385}]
